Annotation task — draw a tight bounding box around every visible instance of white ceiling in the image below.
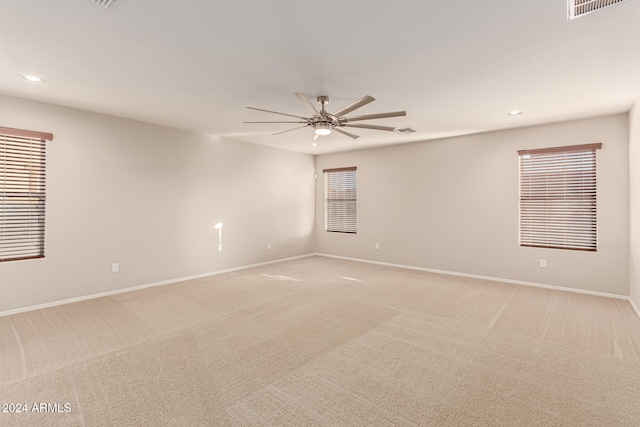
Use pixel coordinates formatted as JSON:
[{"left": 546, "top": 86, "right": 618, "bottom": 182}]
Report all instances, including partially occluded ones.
[{"left": 2, "top": 0, "right": 640, "bottom": 154}]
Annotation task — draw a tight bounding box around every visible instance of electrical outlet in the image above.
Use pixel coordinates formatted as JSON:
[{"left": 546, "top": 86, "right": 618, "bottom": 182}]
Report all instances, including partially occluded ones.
[
  {"left": 540, "top": 259, "right": 547, "bottom": 268},
  {"left": 112, "top": 263, "right": 119, "bottom": 273},
  {"left": 375, "top": 243, "right": 380, "bottom": 250}
]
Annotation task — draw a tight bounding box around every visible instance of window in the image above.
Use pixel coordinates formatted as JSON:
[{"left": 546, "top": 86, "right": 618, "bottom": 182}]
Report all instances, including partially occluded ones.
[
  {"left": 324, "top": 167, "right": 357, "bottom": 234},
  {"left": 518, "top": 143, "right": 602, "bottom": 252},
  {"left": 0, "top": 126, "right": 53, "bottom": 262}
]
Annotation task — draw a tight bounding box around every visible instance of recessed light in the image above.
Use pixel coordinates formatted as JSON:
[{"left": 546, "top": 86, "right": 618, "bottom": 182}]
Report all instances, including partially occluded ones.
[
  {"left": 508, "top": 110, "right": 522, "bottom": 116},
  {"left": 311, "top": 142, "right": 318, "bottom": 147},
  {"left": 22, "top": 75, "right": 45, "bottom": 83}
]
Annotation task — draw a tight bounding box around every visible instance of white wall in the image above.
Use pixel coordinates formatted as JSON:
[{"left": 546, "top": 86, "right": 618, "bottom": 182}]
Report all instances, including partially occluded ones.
[
  {"left": 630, "top": 103, "right": 640, "bottom": 311},
  {"left": 315, "top": 114, "right": 630, "bottom": 296},
  {"left": 0, "top": 94, "right": 315, "bottom": 312},
  {"left": 1, "top": 94, "right": 633, "bottom": 312}
]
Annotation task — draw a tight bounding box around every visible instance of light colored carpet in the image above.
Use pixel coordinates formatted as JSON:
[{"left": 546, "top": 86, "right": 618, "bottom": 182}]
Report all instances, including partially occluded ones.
[{"left": 1, "top": 256, "right": 640, "bottom": 426}]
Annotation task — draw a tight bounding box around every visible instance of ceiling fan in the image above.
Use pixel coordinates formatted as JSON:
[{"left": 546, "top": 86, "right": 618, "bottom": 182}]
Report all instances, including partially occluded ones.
[{"left": 244, "top": 93, "right": 407, "bottom": 141}]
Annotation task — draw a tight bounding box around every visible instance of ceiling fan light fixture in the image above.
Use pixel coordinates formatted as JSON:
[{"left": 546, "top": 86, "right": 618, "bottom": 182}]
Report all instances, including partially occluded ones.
[{"left": 314, "top": 122, "right": 332, "bottom": 136}]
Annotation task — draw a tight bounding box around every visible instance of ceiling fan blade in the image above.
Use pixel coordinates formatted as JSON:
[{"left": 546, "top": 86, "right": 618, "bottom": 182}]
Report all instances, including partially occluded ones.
[
  {"left": 295, "top": 93, "right": 320, "bottom": 116},
  {"left": 272, "top": 125, "right": 308, "bottom": 136},
  {"left": 333, "top": 127, "right": 360, "bottom": 139},
  {"left": 341, "top": 111, "right": 407, "bottom": 122},
  {"left": 244, "top": 121, "right": 308, "bottom": 124},
  {"left": 331, "top": 95, "right": 375, "bottom": 118},
  {"left": 342, "top": 124, "right": 396, "bottom": 131},
  {"left": 246, "top": 106, "right": 309, "bottom": 120}
]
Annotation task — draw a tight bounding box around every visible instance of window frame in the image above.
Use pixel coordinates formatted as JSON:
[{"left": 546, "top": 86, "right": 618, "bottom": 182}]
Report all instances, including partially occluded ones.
[
  {"left": 0, "top": 126, "right": 53, "bottom": 263},
  {"left": 323, "top": 167, "right": 357, "bottom": 234},
  {"left": 518, "top": 143, "right": 602, "bottom": 252}
]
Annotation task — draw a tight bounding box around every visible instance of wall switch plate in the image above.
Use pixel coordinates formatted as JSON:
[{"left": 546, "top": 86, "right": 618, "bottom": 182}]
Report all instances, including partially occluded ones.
[
  {"left": 291, "top": 239, "right": 296, "bottom": 246},
  {"left": 375, "top": 243, "right": 380, "bottom": 250},
  {"left": 540, "top": 259, "right": 547, "bottom": 268},
  {"left": 112, "top": 263, "right": 119, "bottom": 273},
  {"left": 267, "top": 243, "right": 271, "bottom": 250}
]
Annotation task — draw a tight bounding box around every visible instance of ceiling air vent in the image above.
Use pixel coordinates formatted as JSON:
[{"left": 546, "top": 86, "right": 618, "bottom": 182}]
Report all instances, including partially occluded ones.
[
  {"left": 394, "top": 128, "right": 416, "bottom": 134},
  {"left": 91, "top": 0, "right": 117, "bottom": 8},
  {"left": 568, "top": 0, "right": 632, "bottom": 20}
]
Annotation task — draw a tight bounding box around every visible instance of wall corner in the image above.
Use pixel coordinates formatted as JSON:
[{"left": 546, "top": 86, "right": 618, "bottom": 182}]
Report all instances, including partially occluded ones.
[{"left": 629, "top": 100, "right": 640, "bottom": 316}]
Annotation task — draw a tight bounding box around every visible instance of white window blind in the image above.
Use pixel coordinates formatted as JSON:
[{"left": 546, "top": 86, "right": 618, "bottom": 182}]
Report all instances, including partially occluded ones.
[
  {"left": 518, "top": 143, "right": 602, "bottom": 252},
  {"left": 324, "top": 167, "right": 357, "bottom": 234},
  {"left": 1, "top": 127, "right": 53, "bottom": 262}
]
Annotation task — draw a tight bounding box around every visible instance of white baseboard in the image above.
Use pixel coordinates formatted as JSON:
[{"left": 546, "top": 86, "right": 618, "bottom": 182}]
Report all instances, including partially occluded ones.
[
  {"left": 5, "top": 253, "right": 637, "bottom": 320},
  {"left": 630, "top": 298, "right": 640, "bottom": 320},
  {"left": 315, "top": 253, "right": 630, "bottom": 301},
  {"left": 0, "top": 254, "right": 314, "bottom": 317}
]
